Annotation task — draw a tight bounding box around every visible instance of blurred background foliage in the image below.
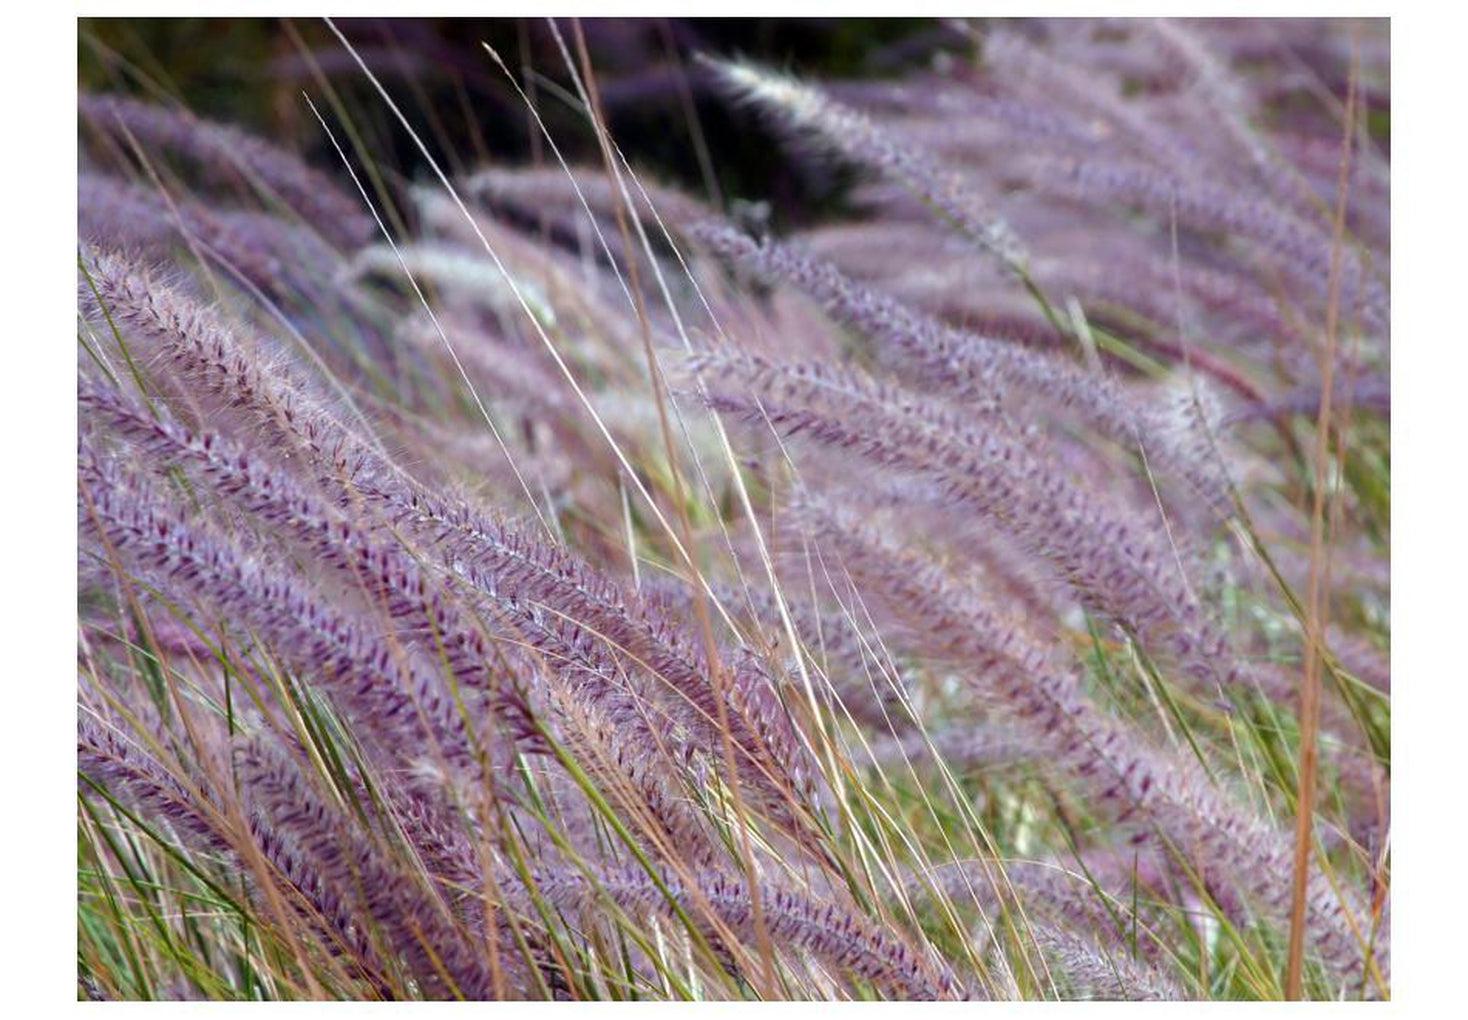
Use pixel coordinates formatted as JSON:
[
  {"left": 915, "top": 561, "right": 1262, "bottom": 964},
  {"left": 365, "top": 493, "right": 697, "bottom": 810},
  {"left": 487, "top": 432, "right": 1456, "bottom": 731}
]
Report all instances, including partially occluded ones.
[{"left": 79, "top": 18, "right": 978, "bottom": 229}]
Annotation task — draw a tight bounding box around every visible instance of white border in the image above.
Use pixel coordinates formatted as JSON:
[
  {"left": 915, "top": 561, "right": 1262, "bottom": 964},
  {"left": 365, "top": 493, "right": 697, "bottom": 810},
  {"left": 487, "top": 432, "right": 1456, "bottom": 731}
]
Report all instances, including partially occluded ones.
[{"left": 5, "top": 2, "right": 1462, "bottom": 1013}]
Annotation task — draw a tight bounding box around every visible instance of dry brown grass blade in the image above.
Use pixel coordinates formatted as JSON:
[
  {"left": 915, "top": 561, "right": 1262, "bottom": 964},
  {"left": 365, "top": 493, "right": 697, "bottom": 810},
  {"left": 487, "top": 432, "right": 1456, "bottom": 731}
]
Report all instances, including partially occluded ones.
[{"left": 1285, "top": 25, "right": 1362, "bottom": 1001}]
